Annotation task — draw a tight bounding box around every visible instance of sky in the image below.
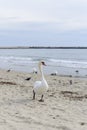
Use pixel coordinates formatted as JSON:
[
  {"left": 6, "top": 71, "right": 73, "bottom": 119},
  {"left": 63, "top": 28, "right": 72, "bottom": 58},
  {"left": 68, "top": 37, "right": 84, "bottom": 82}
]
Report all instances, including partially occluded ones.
[{"left": 0, "top": 0, "right": 87, "bottom": 47}]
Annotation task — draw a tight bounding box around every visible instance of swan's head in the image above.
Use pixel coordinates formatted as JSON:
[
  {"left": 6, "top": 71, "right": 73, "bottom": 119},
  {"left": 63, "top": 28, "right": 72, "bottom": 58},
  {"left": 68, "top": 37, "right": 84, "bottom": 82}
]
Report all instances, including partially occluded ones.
[
  {"left": 38, "top": 61, "right": 46, "bottom": 73},
  {"left": 39, "top": 61, "right": 46, "bottom": 66}
]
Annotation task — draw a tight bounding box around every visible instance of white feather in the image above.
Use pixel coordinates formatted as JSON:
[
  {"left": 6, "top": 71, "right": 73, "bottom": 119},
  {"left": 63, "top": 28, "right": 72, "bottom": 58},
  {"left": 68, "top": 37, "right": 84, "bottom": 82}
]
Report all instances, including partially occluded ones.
[{"left": 33, "top": 61, "right": 49, "bottom": 96}]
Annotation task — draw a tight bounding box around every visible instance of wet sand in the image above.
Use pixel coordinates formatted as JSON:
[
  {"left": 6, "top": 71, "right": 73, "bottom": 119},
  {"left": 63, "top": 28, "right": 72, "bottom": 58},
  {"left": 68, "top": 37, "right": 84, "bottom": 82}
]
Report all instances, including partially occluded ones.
[{"left": 0, "top": 69, "right": 87, "bottom": 130}]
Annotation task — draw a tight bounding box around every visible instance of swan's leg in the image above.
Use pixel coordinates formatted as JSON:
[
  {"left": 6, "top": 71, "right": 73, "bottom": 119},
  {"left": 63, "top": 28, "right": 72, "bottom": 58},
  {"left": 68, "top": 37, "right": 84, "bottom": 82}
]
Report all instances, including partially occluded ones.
[
  {"left": 33, "top": 90, "right": 35, "bottom": 100},
  {"left": 39, "top": 95, "right": 44, "bottom": 102}
]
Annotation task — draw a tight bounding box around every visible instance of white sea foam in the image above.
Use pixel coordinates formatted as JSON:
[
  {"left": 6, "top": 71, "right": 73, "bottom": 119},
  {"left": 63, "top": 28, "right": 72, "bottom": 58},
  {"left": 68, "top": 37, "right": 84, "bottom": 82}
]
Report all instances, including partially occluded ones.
[
  {"left": 0, "top": 56, "right": 33, "bottom": 64},
  {"left": 48, "top": 58, "right": 87, "bottom": 69},
  {"left": 0, "top": 55, "right": 87, "bottom": 69}
]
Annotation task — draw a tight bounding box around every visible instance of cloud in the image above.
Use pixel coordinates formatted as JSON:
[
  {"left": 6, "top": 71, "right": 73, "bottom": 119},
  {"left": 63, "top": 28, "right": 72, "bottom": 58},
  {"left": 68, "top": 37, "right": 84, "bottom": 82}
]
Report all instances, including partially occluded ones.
[{"left": 0, "top": 0, "right": 87, "bottom": 31}]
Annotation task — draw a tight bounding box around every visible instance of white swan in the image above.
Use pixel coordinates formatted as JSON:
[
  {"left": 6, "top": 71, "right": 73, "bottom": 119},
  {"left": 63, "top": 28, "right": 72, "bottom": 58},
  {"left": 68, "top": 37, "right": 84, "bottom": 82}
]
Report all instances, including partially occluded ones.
[{"left": 33, "top": 61, "right": 49, "bottom": 102}]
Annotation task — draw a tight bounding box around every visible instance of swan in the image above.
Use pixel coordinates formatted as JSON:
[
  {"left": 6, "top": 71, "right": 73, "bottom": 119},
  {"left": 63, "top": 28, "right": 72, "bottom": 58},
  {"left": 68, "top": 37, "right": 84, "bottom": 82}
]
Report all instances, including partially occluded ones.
[{"left": 33, "top": 61, "right": 49, "bottom": 102}]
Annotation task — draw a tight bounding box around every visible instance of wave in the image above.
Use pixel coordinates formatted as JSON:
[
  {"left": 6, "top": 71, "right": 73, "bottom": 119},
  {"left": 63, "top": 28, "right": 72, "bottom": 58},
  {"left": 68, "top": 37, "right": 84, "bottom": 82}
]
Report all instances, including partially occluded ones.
[
  {"left": 0, "top": 56, "right": 34, "bottom": 64},
  {"left": 0, "top": 56, "right": 87, "bottom": 69},
  {"left": 48, "top": 58, "right": 87, "bottom": 69}
]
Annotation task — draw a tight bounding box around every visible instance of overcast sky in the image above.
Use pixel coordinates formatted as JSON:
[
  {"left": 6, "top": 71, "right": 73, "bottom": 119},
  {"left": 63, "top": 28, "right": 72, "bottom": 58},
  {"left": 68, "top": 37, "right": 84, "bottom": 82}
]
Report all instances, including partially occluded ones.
[{"left": 0, "top": 0, "right": 87, "bottom": 46}]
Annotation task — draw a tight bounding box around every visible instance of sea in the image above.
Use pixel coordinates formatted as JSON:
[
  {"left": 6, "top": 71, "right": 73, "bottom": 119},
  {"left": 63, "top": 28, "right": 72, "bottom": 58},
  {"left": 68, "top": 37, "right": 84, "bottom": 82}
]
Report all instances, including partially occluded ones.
[{"left": 0, "top": 48, "right": 87, "bottom": 77}]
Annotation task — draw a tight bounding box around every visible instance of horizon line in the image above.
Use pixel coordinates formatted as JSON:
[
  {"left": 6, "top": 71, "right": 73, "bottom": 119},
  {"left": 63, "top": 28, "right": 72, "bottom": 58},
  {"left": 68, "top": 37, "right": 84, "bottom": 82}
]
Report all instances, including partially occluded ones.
[{"left": 0, "top": 46, "right": 87, "bottom": 49}]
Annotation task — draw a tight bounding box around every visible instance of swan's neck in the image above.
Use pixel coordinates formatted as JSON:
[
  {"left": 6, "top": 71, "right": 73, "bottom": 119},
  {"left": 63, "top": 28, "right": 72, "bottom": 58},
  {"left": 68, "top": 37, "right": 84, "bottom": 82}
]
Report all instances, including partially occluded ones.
[{"left": 39, "top": 65, "right": 45, "bottom": 80}]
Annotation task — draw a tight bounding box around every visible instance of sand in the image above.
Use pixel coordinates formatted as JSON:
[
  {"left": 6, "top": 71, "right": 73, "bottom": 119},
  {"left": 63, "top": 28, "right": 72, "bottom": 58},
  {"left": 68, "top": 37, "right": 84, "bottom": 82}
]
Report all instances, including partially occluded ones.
[{"left": 0, "top": 69, "right": 87, "bottom": 130}]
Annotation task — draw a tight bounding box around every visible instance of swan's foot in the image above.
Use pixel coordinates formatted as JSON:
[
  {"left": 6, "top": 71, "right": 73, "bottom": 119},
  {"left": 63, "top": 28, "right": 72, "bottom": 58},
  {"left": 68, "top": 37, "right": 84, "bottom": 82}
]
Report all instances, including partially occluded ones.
[
  {"left": 39, "top": 95, "right": 44, "bottom": 102},
  {"left": 39, "top": 99, "right": 44, "bottom": 102},
  {"left": 33, "top": 90, "right": 35, "bottom": 100}
]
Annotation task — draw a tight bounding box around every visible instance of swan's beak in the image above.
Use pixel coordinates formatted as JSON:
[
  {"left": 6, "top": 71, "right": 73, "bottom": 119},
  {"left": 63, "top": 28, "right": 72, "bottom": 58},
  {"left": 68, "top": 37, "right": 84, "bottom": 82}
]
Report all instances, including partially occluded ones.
[{"left": 44, "top": 63, "right": 47, "bottom": 66}]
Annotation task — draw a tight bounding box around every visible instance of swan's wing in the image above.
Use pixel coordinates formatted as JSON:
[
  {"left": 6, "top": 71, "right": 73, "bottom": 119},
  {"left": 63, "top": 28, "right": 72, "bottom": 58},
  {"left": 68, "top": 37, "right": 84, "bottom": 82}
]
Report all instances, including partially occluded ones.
[
  {"left": 34, "top": 81, "right": 42, "bottom": 89},
  {"left": 33, "top": 81, "right": 48, "bottom": 94},
  {"left": 33, "top": 81, "right": 42, "bottom": 94}
]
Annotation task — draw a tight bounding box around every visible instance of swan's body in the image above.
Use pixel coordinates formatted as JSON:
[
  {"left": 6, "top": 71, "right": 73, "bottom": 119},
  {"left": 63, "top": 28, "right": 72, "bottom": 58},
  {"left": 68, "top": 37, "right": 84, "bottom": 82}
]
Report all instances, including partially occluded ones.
[
  {"left": 34, "top": 79, "right": 48, "bottom": 94},
  {"left": 33, "top": 61, "right": 49, "bottom": 101}
]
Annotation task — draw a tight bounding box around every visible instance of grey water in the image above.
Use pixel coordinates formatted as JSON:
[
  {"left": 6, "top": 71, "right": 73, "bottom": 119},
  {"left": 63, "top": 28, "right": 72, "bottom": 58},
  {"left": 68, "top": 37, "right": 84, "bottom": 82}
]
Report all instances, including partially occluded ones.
[{"left": 0, "top": 48, "right": 87, "bottom": 76}]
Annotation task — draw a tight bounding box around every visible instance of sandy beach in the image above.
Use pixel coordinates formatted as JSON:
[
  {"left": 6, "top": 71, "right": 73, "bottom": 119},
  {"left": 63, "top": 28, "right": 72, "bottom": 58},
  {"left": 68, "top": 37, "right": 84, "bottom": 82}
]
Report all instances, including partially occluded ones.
[{"left": 0, "top": 69, "right": 87, "bottom": 130}]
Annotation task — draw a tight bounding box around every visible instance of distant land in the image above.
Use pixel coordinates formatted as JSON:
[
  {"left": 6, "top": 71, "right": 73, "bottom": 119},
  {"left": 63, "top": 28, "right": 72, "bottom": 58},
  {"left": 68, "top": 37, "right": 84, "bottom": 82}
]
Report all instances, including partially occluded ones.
[{"left": 0, "top": 46, "right": 87, "bottom": 49}]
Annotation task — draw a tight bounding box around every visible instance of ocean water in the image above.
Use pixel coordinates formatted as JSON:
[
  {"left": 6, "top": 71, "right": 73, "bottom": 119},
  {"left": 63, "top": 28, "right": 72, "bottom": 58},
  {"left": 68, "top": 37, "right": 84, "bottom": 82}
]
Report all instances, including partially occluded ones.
[{"left": 0, "top": 49, "right": 87, "bottom": 76}]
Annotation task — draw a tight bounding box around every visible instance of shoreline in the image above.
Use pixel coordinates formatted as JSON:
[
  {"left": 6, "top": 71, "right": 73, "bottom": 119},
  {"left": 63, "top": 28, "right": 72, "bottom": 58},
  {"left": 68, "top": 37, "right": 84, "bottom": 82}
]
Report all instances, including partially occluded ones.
[{"left": 1, "top": 68, "right": 87, "bottom": 78}]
